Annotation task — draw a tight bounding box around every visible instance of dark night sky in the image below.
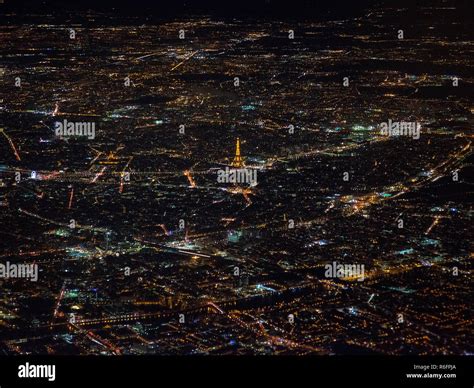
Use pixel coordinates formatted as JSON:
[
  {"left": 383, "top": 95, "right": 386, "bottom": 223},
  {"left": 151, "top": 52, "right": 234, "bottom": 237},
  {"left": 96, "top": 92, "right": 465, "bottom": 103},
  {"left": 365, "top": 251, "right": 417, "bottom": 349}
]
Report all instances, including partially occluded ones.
[
  {"left": 0, "top": 0, "right": 471, "bottom": 25},
  {"left": 1, "top": 0, "right": 472, "bottom": 20},
  {"left": 0, "top": 0, "right": 407, "bottom": 17}
]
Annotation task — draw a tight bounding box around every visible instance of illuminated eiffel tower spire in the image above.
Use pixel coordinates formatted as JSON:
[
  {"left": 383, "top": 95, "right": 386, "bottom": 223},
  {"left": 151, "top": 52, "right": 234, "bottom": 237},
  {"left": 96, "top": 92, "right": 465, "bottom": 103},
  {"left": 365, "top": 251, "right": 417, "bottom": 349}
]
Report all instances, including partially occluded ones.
[{"left": 231, "top": 137, "right": 244, "bottom": 168}]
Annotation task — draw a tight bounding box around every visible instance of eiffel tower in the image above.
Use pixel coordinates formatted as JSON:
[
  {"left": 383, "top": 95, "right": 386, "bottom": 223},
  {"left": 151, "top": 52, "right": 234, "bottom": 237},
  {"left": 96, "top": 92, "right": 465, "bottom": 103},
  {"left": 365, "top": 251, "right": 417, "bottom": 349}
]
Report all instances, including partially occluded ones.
[{"left": 231, "top": 138, "right": 244, "bottom": 168}]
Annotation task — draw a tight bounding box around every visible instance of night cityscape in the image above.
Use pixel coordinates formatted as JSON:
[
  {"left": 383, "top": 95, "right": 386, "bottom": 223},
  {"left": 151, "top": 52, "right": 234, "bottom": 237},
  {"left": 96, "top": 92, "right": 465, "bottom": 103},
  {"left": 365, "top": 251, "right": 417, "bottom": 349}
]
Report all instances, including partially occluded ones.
[{"left": 0, "top": 0, "right": 472, "bottom": 373}]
